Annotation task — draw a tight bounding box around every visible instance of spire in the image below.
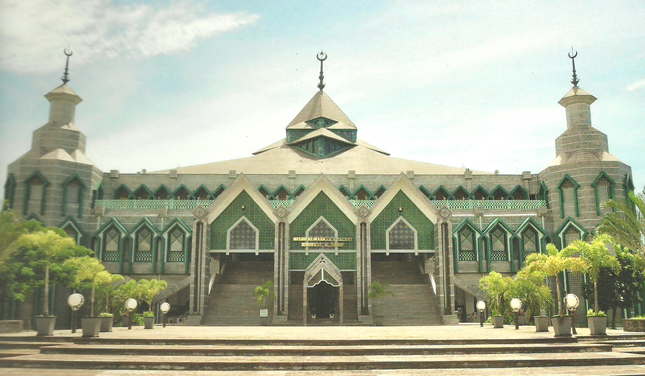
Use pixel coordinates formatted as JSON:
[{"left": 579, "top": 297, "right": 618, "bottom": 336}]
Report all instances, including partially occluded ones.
[
  {"left": 62, "top": 47, "right": 72, "bottom": 84},
  {"left": 317, "top": 51, "right": 327, "bottom": 91},
  {"left": 568, "top": 47, "right": 579, "bottom": 87}
]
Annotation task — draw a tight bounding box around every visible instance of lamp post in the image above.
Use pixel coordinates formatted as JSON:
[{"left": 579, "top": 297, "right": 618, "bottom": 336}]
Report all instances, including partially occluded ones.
[
  {"left": 510, "top": 298, "right": 522, "bottom": 330},
  {"left": 565, "top": 293, "right": 579, "bottom": 335},
  {"left": 476, "top": 300, "right": 486, "bottom": 327},
  {"left": 125, "top": 298, "right": 137, "bottom": 330},
  {"left": 67, "top": 293, "right": 84, "bottom": 334},
  {"left": 160, "top": 302, "right": 170, "bottom": 328}
]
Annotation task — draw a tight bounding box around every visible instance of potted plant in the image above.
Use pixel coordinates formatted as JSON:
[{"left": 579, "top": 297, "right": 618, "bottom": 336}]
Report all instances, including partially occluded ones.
[
  {"left": 507, "top": 268, "right": 554, "bottom": 332},
  {"left": 587, "top": 309, "right": 608, "bottom": 335},
  {"left": 368, "top": 280, "right": 393, "bottom": 326},
  {"left": 138, "top": 279, "right": 167, "bottom": 330},
  {"left": 96, "top": 271, "right": 123, "bottom": 332},
  {"left": 99, "top": 312, "right": 114, "bottom": 332},
  {"left": 253, "top": 281, "right": 274, "bottom": 325},
  {"left": 524, "top": 244, "right": 588, "bottom": 336},
  {"left": 623, "top": 316, "right": 645, "bottom": 332},
  {"left": 11, "top": 230, "right": 79, "bottom": 336},
  {"left": 143, "top": 311, "right": 155, "bottom": 329},
  {"left": 479, "top": 272, "right": 511, "bottom": 328},
  {"left": 64, "top": 256, "right": 108, "bottom": 338}
]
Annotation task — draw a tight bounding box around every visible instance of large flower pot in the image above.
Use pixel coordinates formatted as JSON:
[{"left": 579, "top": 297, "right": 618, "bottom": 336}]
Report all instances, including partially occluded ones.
[
  {"left": 81, "top": 317, "right": 102, "bottom": 338},
  {"left": 588, "top": 316, "right": 607, "bottom": 335},
  {"left": 100, "top": 316, "right": 114, "bottom": 332},
  {"left": 373, "top": 315, "right": 385, "bottom": 326},
  {"left": 259, "top": 308, "right": 271, "bottom": 326},
  {"left": 534, "top": 316, "right": 549, "bottom": 332},
  {"left": 144, "top": 316, "right": 155, "bottom": 329},
  {"left": 36, "top": 316, "right": 56, "bottom": 336},
  {"left": 623, "top": 318, "right": 645, "bottom": 332},
  {"left": 492, "top": 316, "right": 504, "bottom": 328},
  {"left": 552, "top": 316, "right": 572, "bottom": 337}
]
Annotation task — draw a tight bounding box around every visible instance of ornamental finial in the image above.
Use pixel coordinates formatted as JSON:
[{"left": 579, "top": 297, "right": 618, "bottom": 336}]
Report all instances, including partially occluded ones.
[
  {"left": 317, "top": 51, "right": 327, "bottom": 91},
  {"left": 568, "top": 47, "right": 579, "bottom": 87},
  {"left": 61, "top": 46, "right": 73, "bottom": 84}
]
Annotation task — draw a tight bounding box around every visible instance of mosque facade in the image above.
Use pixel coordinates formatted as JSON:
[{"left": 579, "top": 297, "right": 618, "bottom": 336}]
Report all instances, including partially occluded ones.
[{"left": 3, "top": 52, "right": 639, "bottom": 325}]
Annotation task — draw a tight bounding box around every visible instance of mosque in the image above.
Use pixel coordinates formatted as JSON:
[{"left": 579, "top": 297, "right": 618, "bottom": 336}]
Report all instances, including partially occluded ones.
[{"left": 3, "top": 51, "right": 638, "bottom": 326}]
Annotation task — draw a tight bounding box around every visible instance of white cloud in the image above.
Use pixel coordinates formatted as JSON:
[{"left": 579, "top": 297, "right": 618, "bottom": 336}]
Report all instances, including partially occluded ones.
[
  {"left": 0, "top": 0, "right": 259, "bottom": 74},
  {"left": 626, "top": 79, "right": 645, "bottom": 92}
]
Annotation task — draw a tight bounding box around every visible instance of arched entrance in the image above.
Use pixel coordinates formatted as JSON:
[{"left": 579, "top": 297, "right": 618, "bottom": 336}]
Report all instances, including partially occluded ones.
[{"left": 303, "top": 254, "right": 343, "bottom": 325}]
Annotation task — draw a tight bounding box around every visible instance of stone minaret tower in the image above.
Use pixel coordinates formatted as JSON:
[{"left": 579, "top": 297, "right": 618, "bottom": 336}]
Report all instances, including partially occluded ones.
[{"left": 4, "top": 50, "right": 102, "bottom": 246}]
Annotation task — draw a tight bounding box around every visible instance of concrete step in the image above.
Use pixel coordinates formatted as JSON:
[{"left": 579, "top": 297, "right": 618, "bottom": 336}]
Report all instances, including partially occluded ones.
[
  {"left": 38, "top": 343, "right": 613, "bottom": 356},
  {"left": 371, "top": 261, "right": 427, "bottom": 284},
  {"left": 202, "top": 284, "right": 266, "bottom": 326},
  {"left": 1, "top": 351, "right": 644, "bottom": 371}
]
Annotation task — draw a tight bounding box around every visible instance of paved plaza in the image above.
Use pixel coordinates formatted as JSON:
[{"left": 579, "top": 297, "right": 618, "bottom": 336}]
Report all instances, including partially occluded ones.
[{"left": 1, "top": 324, "right": 644, "bottom": 375}]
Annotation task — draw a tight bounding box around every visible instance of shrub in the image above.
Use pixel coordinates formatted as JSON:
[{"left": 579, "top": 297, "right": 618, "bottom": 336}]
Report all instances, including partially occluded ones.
[{"left": 587, "top": 309, "right": 607, "bottom": 317}]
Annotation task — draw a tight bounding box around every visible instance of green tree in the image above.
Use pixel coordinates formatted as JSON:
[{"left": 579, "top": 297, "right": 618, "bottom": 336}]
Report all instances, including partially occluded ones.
[
  {"left": 597, "top": 188, "right": 645, "bottom": 258},
  {"left": 4, "top": 230, "right": 92, "bottom": 316},
  {"left": 368, "top": 280, "right": 393, "bottom": 314},
  {"left": 524, "top": 244, "right": 589, "bottom": 317},
  {"left": 253, "top": 281, "right": 274, "bottom": 307},
  {"left": 564, "top": 235, "right": 620, "bottom": 313},
  {"left": 95, "top": 271, "right": 124, "bottom": 314},
  {"left": 505, "top": 269, "right": 553, "bottom": 321},
  {"left": 138, "top": 279, "right": 167, "bottom": 313},
  {"left": 0, "top": 207, "right": 44, "bottom": 266},
  {"left": 479, "top": 272, "right": 511, "bottom": 316},
  {"left": 64, "top": 256, "right": 108, "bottom": 317},
  {"left": 112, "top": 279, "right": 140, "bottom": 317}
]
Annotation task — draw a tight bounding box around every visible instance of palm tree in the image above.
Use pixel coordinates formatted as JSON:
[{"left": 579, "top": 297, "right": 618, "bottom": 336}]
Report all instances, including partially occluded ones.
[
  {"left": 597, "top": 188, "right": 645, "bottom": 258},
  {"left": 524, "top": 244, "right": 589, "bottom": 317}
]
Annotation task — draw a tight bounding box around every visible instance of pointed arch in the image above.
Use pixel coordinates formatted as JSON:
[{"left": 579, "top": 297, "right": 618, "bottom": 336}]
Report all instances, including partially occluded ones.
[
  {"left": 555, "top": 218, "right": 587, "bottom": 248},
  {"left": 22, "top": 171, "right": 49, "bottom": 215},
  {"left": 58, "top": 216, "right": 86, "bottom": 245},
  {"left": 353, "top": 185, "right": 372, "bottom": 200},
  {"left": 273, "top": 185, "right": 291, "bottom": 200},
  {"left": 153, "top": 185, "right": 172, "bottom": 200},
  {"left": 453, "top": 219, "right": 482, "bottom": 269},
  {"left": 557, "top": 174, "right": 580, "bottom": 218},
  {"left": 386, "top": 216, "right": 418, "bottom": 253},
  {"left": 227, "top": 216, "right": 259, "bottom": 254},
  {"left": 293, "top": 185, "right": 306, "bottom": 197},
  {"left": 162, "top": 218, "right": 192, "bottom": 266},
  {"left": 93, "top": 218, "right": 128, "bottom": 266},
  {"left": 452, "top": 186, "right": 469, "bottom": 200},
  {"left": 538, "top": 181, "right": 549, "bottom": 208},
  {"left": 305, "top": 216, "right": 339, "bottom": 254},
  {"left": 470, "top": 185, "right": 489, "bottom": 200},
  {"left": 509, "top": 185, "right": 528, "bottom": 200},
  {"left": 91, "top": 181, "right": 104, "bottom": 209},
  {"left": 338, "top": 185, "right": 352, "bottom": 198},
  {"left": 483, "top": 219, "right": 515, "bottom": 267},
  {"left": 257, "top": 185, "right": 271, "bottom": 198},
  {"left": 133, "top": 185, "right": 154, "bottom": 200},
  {"left": 515, "top": 218, "right": 549, "bottom": 266},
  {"left": 114, "top": 184, "right": 133, "bottom": 200},
  {"left": 4, "top": 173, "right": 16, "bottom": 209},
  {"left": 489, "top": 185, "right": 509, "bottom": 200},
  {"left": 192, "top": 184, "right": 211, "bottom": 200},
  {"left": 592, "top": 172, "right": 615, "bottom": 216},
  {"left": 211, "top": 184, "right": 226, "bottom": 199},
  {"left": 373, "top": 185, "right": 386, "bottom": 199},
  {"left": 24, "top": 213, "right": 41, "bottom": 223},
  {"left": 173, "top": 185, "right": 192, "bottom": 200},
  {"left": 129, "top": 218, "right": 159, "bottom": 264},
  {"left": 432, "top": 186, "right": 450, "bottom": 200}
]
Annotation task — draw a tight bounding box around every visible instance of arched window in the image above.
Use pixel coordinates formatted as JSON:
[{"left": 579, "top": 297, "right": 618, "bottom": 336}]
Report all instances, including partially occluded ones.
[
  {"left": 490, "top": 187, "right": 508, "bottom": 201},
  {"left": 154, "top": 186, "right": 171, "bottom": 200},
  {"left": 387, "top": 218, "right": 416, "bottom": 251},
  {"left": 433, "top": 187, "right": 449, "bottom": 200},
  {"left": 63, "top": 175, "right": 85, "bottom": 217},
  {"left": 167, "top": 226, "right": 186, "bottom": 262},
  {"left": 354, "top": 187, "right": 370, "bottom": 200},
  {"left": 103, "top": 226, "right": 120, "bottom": 262},
  {"left": 453, "top": 187, "right": 469, "bottom": 200},
  {"left": 593, "top": 174, "right": 614, "bottom": 216},
  {"left": 134, "top": 227, "right": 153, "bottom": 262},
  {"left": 24, "top": 172, "right": 48, "bottom": 215},
  {"left": 114, "top": 186, "right": 131, "bottom": 200},
  {"left": 173, "top": 186, "right": 191, "bottom": 200},
  {"left": 522, "top": 227, "right": 538, "bottom": 258},
  {"left": 561, "top": 180, "right": 576, "bottom": 217},
  {"left": 563, "top": 226, "right": 581, "bottom": 248},
  {"left": 490, "top": 226, "right": 508, "bottom": 261},
  {"left": 227, "top": 217, "right": 259, "bottom": 252},
  {"left": 471, "top": 187, "right": 488, "bottom": 200},
  {"left": 133, "top": 186, "right": 152, "bottom": 200},
  {"left": 458, "top": 227, "right": 476, "bottom": 261},
  {"left": 4, "top": 174, "right": 16, "bottom": 209},
  {"left": 193, "top": 186, "right": 210, "bottom": 200}
]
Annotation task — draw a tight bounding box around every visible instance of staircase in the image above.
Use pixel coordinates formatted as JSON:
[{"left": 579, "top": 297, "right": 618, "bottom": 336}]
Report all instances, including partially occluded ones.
[
  {"left": 202, "top": 261, "right": 273, "bottom": 326},
  {"left": 371, "top": 260, "right": 442, "bottom": 325}
]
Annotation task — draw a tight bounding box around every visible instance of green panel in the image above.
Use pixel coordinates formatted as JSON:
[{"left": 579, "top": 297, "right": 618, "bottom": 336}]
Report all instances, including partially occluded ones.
[
  {"left": 370, "top": 190, "right": 434, "bottom": 250},
  {"left": 210, "top": 190, "right": 274, "bottom": 250},
  {"left": 289, "top": 192, "right": 356, "bottom": 251},
  {"left": 290, "top": 252, "right": 356, "bottom": 270}
]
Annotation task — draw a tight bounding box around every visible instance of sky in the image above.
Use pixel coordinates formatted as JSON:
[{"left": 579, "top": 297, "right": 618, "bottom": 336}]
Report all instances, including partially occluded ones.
[{"left": 1, "top": 0, "right": 644, "bottom": 200}]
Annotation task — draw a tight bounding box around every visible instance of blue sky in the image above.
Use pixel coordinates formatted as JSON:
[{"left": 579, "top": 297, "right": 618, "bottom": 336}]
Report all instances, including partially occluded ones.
[{"left": 1, "top": 0, "right": 644, "bottom": 200}]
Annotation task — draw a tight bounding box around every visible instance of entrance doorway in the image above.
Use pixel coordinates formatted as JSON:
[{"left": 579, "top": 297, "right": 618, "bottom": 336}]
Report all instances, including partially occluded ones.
[{"left": 308, "top": 281, "right": 338, "bottom": 319}]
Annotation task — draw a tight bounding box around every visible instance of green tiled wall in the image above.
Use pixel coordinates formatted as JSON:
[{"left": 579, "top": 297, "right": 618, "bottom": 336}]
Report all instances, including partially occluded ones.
[
  {"left": 370, "top": 190, "right": 434, "bottom": 250},
  {"left": 210, "top": 190, "right": 274, "bottom": 250},
  {"left": 289, "top": 192, "right": 356, "bottom": 251}
]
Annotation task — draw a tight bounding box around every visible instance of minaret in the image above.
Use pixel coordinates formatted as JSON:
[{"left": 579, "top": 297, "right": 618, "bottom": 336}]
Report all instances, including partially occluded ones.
[{"left": 554, "top": 50, "right": 608, "bottom": 164}]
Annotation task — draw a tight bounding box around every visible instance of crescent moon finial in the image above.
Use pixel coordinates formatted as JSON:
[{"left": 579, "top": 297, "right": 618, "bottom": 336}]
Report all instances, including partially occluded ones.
[
  {"left": 568, "top": 47, "right": 579, "bottom": 87},
  {"left": 61, "top": 46, "right": 73, "bottom": 84},
  {"left": 317, "top": 51, "right": 327, "bottom": 91}
]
